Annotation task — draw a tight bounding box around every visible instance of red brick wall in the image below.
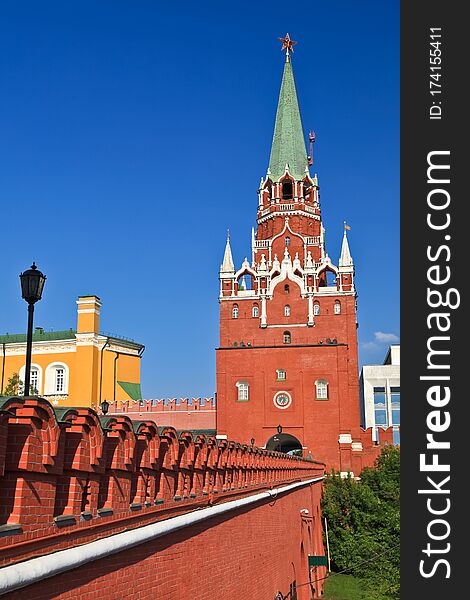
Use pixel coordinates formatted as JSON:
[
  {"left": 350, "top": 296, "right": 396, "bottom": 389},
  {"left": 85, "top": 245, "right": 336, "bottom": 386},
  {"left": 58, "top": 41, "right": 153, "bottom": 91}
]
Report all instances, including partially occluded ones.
[
  {"left": 0, "top": 396, "right": 326, "bottom": 599},
  {"left": 4, "top": 484, "right": 326, "bottom": 600}
]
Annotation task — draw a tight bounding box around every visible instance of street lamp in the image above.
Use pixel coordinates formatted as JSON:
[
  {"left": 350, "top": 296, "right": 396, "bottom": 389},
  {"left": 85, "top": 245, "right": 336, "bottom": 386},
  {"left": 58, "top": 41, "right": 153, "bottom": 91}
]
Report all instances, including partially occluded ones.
[
  {"left": 19, "top": 262, "right": 46, "bottom": 396},
  {"left": 100, "top": 400, "right": 110, "bottom": 415},
  {"left": 250, "top": 437, "right": 255, "bottom": 446}
]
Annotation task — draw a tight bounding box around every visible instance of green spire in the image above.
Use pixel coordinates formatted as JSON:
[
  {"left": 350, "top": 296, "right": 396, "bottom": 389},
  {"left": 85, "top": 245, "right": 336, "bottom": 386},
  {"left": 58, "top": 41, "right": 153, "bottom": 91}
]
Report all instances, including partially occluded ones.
[{"left": 268, "top": 57, "right": 309, "bottom": 182}]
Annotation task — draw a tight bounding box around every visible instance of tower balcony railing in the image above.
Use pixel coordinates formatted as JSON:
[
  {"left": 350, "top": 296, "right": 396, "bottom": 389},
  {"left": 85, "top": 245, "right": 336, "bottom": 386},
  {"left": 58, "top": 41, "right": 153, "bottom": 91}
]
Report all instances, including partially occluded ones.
[
  {"left": 254, "top": 240, "right": 271, "bottom": 248},
  {"left": 305, "top": 236, "right": 321, "bottom": 245}
]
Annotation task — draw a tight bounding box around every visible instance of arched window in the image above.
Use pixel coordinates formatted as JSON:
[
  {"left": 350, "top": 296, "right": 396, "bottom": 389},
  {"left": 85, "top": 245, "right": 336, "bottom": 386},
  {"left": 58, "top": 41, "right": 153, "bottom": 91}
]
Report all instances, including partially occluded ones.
[
  {"left": 315, "top": 380, "right": 328, "bottom": 400},
  {"left": 45, "top": 362, "right": 69, "bottom": 396},
  {"left": 313, "top": 302, "right": 320, "bottom": 316},
  {"left": 285, "top": 236, "right": 291, "bottom": 247},
  {"left": 232, "top": 304, "right": 239, "bottom": 319},
  {"left": 334, "top": 300, "right": 341, "bottom": 315},
  {"left": 252, "top": 304, "right": 259, "bottom": 318},
  {"left": 283, "top": 331, "right": 291, "bottom": 344},
  {"left": 236, "top": 381, "right": 249, "bottom": 401},
  {"left": 276, "top": 369, "right": 286, "bottom": 381},
  {"left": 282, "top": 180, "right": 293, "bottom": 200},
  {"left": 284, "top": 284, "right": 290, "bottom": 294},
  {"left": 284, "top": 305, "right": 291, "bottom": 317},
  {"left": 19, "top": 364, "right": 42, "bottom": 395}
]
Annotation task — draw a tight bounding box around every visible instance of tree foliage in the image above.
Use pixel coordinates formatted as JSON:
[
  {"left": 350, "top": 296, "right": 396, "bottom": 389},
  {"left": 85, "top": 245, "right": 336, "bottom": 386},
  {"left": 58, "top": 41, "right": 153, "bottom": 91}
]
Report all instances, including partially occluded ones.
[
  {"left": 321, "top": 446, "right": 400, "bottom": 599},
  {"left": 3, "top": 373, "right": 22, "bottom": 396}
]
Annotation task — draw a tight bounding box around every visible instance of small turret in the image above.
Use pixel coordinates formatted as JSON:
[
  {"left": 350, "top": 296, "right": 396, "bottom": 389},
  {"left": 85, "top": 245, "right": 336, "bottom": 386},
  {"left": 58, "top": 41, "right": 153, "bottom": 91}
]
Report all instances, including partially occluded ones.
[{"left": 220, "top": 232, "right": 235, "bottom": 275}]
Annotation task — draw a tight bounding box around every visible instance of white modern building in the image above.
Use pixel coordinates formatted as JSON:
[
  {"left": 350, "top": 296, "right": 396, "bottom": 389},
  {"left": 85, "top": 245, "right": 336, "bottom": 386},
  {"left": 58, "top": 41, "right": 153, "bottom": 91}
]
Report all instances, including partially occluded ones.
[{"left": 360, "top": 345, "right": 400, "bottom": 445}]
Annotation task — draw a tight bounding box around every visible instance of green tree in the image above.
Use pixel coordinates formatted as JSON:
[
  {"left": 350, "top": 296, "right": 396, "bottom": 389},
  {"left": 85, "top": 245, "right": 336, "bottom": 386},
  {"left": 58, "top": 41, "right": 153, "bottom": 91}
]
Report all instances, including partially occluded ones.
[
  {"left": 321, "top": 446, "right": 400, "bottom": 599},
  {"left": 2, "top": 372, "right": 38, "bottom": 396},
  {"left": 2, "top": 372, "right": 22, "bottom": 396}
]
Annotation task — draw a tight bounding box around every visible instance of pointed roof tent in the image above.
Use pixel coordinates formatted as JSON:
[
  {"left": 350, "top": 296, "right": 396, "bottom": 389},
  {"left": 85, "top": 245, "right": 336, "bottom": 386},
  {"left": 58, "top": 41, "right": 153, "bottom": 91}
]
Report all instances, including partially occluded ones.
[
  {"left": 220, "top": 233, "right": 235, "bottom": 274},
  {"left": 268, "top": 54, "right": 309, "bottom": 182},
  {"left": 339, "top": 230, "right": 354, "bottom": 268}
]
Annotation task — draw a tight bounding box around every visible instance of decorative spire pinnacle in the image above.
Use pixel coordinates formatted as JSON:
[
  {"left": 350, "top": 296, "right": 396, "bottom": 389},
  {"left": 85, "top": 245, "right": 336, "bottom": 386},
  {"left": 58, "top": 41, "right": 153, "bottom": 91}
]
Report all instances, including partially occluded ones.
[
  {"left": 220, "top": 232, "right": 235, "bottom": 274},
  {"left": 279, "top": 34, "right": 297, "bottom": 62},
  {"left": 339, "top": 226, "right": 354, "bottom": 268},
  {"left": 268, "top": 37, "right": 309, "bottom": 182}
]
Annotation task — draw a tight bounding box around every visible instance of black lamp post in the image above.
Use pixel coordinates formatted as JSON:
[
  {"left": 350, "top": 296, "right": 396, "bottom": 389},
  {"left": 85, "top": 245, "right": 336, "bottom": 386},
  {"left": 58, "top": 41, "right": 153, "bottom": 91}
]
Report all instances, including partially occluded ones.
[
  {"left": 250, "top": 437, "right": 255, "bottom": 446},
  {"left": 19, "top": 262, "right": 46, "bottom": 396},
  {"left": 100, "top": 400, "right": 110, "bottom": 415}
]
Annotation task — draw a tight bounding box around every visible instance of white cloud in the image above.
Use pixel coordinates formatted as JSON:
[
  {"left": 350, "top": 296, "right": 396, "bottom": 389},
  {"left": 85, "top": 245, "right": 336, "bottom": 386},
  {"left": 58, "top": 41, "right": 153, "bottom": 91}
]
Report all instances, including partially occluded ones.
[{"left": 374, "top": 331, "right": 399, "bottom": 343}]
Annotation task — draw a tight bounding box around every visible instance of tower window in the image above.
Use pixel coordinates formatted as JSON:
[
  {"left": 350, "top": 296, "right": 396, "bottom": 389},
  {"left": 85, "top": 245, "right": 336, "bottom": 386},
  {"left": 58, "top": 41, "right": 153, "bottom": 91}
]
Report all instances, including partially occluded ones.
[
  {"left": 285, "top": 236, "right": 291, "bottom": 247},
  {"left": 315, "top": 380, "right": 328, "bottom": 400},
  {"left": 284, "top": 284, "right": 290, "bottom": 294},
  {"left": 284, "top": 305, "right": 291, "bottom": 317},
  {"left": 282, "top": 180, "right": 293, "bottom": 200},
  {"left": 313, "top": 302, "right": 320, "bottom": 316},
  {"left": 276, "top": 369, "right": 286, "bottom": 381},
  {"left": 252, "top": 304, "right": 259, "bottom": 318},
  {"left": 232, "top": 304, "right": 239, "bottom": 319},
  {"left": 236, "top": 381, "right": 249, "bottom": 401},
  {"left": 283, "top": 331, "right": 291, "bottom": 344},
  {"left": 334, "top": 301, "right": 341, "bottom": 315}
]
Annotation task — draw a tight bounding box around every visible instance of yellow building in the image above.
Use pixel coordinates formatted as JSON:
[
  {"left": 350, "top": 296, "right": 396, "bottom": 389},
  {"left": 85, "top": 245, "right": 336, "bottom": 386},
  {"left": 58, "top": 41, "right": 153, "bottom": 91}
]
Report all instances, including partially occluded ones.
[{"left": 0, "top": 295, "right": 144, "bottom": 408}]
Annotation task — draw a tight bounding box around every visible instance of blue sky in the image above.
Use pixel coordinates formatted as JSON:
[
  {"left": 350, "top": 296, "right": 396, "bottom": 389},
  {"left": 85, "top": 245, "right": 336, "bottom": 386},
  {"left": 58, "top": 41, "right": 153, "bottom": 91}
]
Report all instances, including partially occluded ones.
[{"left": 0, "top": 1, "right": 399, "bottom": 398}]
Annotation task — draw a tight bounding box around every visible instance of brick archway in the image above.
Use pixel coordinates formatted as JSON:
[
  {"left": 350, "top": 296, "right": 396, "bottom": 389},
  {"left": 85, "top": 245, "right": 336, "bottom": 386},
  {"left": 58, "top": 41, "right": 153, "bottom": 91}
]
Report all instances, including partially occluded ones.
[{"left": 265, "top": 433, "right": 303, "bottom": 455}]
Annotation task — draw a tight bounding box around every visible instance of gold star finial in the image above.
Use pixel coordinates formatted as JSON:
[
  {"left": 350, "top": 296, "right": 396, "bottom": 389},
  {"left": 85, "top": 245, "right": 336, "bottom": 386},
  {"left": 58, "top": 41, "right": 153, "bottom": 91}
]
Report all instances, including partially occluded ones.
[{"left": 279, "top": 33, "right": 297, "bottom": 60}]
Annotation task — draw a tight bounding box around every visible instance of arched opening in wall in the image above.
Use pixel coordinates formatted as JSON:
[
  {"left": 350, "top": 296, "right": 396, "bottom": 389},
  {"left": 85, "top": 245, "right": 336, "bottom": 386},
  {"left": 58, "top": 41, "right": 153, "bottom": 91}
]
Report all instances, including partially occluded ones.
[
  {"left": 318, "top": 268, "right": 337, "bottom": 288},
  {"left": 237, "top": 274, "right": 254, "bottom": 291},
  {"left": 265, "top": 433, "right": 303, "bottom": 455},
  {"left": 282, "top": 179, "right": 293, "bottom": 200}
]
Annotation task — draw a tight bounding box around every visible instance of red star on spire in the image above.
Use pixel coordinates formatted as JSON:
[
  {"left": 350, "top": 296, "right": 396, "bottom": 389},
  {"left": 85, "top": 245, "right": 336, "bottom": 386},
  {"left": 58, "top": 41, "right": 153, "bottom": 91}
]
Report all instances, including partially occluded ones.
[{"left": 279, "top": 33, "right": 297, "bottom": 57}]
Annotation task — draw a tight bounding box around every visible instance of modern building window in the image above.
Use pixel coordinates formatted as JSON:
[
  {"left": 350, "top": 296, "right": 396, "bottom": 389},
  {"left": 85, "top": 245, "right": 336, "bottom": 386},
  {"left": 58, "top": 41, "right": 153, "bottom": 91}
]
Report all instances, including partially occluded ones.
[
  {"left": 232, "top": 304, "right": 239, "bottom": 319},
  {"left": 392, "top": 427, "right": 400, "bottom": 446},
  {"left": 277, "top": 369, "right": 286, "bottom": 381},
  {"left": 334, "top": 300, "right": 341, "bottom": 315},
  {"left": 252, "top": 304, "right": 259, "bottom": 318},
  {"left": 313, "top": 302, "right": 320, "bottom": 316},
  {"left": 283, "top": 331, "right": 291, "bottom": 344},
  {"left": 373, "top": 386, "right": 388, "bottom": 426},
  {"left": 315, "top": 380, "right": 328, "bottom": 400},
  {"left": 284, "top": 304, "right": 291, "bottom": 317},
  {"left": 236, "top": 381, "right": 249, "bottom": 401},
  {"left": 391, "top": 386, "right": 400, "bottom": 426}
]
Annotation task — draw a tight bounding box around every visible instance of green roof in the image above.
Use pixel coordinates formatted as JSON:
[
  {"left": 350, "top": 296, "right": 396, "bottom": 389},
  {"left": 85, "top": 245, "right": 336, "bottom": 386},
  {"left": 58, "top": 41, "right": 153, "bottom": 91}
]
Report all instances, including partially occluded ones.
[
  {"left": 268, "top": 58, "right": 309, "bottom": 182},
  {"left": 0, "top": 329, "right": 76, "bottom": 344},
  {"left": 117, "top": 381, "right": 142, "bottom": 401}
]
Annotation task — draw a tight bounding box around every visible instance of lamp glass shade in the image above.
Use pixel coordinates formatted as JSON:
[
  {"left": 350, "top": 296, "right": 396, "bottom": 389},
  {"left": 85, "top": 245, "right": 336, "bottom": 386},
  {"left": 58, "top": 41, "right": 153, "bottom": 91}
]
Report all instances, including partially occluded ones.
[
  {"left": 20, "top": 263, "right": 46, "bottom": 304},
  {"left": 101, "top": 400, "right": 110, "bottom": 415}
]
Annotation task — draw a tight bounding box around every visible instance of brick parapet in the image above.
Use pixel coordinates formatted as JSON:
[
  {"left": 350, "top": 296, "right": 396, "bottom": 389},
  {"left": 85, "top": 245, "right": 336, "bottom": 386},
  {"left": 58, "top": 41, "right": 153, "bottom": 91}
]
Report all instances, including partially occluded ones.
[{"left": 0, "top": 396, "right": 324, "bottom": 569}]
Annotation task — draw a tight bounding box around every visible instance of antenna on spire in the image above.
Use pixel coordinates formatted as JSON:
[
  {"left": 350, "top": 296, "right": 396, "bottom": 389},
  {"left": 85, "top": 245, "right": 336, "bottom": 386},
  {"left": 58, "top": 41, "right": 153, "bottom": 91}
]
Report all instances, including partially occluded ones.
[{"left": 308, "top": 131, "right": 316, "bottom": 166}]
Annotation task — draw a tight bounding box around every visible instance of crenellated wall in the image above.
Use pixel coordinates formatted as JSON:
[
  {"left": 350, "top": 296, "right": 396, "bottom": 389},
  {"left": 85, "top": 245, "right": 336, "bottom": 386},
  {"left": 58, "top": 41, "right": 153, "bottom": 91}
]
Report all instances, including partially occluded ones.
[
  {"left": 106, "top": 397, "right": 217, "bottom": 430},
  {"left": 0, "top": 396, "right": 326, "bottom": 599}
]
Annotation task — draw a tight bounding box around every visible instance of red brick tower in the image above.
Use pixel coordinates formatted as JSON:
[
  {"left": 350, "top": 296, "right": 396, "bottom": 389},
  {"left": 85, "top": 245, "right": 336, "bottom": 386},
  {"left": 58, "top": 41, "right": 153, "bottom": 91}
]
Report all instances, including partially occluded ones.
[{"left": 216, "top": 37, "right": 365, "bottom": 473}]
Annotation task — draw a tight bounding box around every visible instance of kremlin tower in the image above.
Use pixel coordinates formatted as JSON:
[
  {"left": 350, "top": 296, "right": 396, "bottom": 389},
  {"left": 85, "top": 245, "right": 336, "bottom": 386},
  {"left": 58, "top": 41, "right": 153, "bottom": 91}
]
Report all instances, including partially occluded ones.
[{"left": 215, "top": 36, "right": 373, "bottom": 474}]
